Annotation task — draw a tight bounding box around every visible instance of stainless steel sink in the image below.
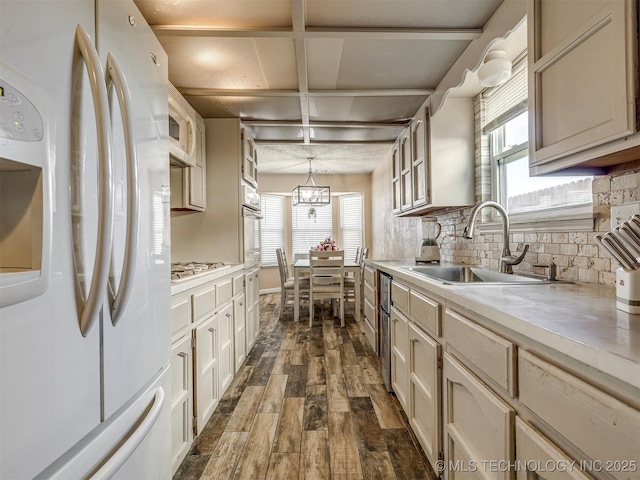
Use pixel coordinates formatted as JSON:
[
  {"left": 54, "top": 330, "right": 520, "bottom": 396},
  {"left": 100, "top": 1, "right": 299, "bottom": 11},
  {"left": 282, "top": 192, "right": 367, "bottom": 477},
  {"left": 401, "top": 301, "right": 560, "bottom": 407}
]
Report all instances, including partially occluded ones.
[{"left": 400, "top": 266, "right": 563, "bottom": 285}]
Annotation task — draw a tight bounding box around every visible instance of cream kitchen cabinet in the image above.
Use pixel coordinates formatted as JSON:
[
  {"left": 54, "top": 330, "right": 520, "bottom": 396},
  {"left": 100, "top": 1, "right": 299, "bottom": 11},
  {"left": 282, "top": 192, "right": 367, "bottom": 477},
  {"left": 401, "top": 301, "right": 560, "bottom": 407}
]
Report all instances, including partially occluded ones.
[
  {"left": 169, "top": 265, "right": 246, "bottom": 470},
  {"left": 528, "top": 0, "right": 640, "bottom": 175},
  {"left": 519, "top": 351, "right": 640, "bottom": 480},
  {"left": 391, "top": 142, "right": 401, "bottom": 213},
  {"left": 170, "top": 333, "right": 193, "bottom": 475},
  {"left": 241, "top": 128, "right": 258, "bottom": 188},
  {"left": 515, "top": 418, "right": 594, "bottom": 480},
  {"left": 194, "top": 312, "right": 219, "bottom": 434},
  {"left": 408, "top": 321, "right": 441, "bottom": 471},
  {"left": 443, "top": 352, "right": 515, "bottom": 480},
  {"left": 394, "top": 98, "right": 474, "bottom": 216},
  {"left": 169, "top": 84, "right": 206, "bottom": 212},
  {"left": 245, "top": 268, "right": 260, "bottom": 352},
  {"left": 363, "top": 265, "right": 378, "bottom": 353},
  {"left": 390, "top": 304, "right": 410, "bottom": 410},
  {"left": 390, "top": 277, "right": 443, "bottom": 473},
  {"left": 234, "top": 293, "right": 246, "bottom": 372}
]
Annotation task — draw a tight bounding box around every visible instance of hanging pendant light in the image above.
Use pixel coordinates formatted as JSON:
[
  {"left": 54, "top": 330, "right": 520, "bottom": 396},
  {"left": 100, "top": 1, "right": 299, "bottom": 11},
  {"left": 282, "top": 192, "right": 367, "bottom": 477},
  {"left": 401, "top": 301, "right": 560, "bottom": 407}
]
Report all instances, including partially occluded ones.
[{"left": 292, "top": 158, "right": 330, "bottom": 205}]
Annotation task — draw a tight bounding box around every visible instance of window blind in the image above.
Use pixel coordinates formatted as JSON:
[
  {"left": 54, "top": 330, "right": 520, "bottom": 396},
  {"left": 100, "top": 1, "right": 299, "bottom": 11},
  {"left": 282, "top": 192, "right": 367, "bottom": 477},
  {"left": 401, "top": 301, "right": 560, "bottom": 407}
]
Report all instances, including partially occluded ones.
[
  {"left": 482, "top": 58, "right": 528, "bottom": 134},
  {"left": 292, "top": 202, "right": 332, "bottom": 254},
  {"left": 340, "top": 193, "right": 363, "bottom": 261},
  {"left": 260, "top": 194, "right": 285, "bottom": 266}
]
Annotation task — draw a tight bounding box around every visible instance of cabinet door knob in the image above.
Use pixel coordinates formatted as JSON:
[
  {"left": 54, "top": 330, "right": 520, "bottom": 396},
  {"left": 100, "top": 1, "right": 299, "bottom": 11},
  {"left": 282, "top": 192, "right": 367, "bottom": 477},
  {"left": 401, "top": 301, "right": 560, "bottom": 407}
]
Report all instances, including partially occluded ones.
[{"left": 226, "top": 313, "right": 232, "bottom": 318}]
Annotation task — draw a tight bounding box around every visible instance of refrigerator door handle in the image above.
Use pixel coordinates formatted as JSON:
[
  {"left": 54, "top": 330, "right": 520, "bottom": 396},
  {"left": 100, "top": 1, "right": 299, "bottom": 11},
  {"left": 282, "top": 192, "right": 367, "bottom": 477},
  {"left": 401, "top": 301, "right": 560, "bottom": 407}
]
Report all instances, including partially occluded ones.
[
  {"left": 89, "top": 387, "right": 165, "bottom": 480},
  {"left": 106, "top": 53, "right": 139, "bottom": 326},
  {"left": 75, "top": 25, "right": 114, "bottom": 337}
]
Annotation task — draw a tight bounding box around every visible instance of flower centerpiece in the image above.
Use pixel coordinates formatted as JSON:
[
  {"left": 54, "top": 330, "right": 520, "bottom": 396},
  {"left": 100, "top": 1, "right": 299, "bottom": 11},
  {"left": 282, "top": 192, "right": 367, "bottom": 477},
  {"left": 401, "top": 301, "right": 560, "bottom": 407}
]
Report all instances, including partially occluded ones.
[{"left": 314, "top": 236, "right": 337, "bottom": 251}]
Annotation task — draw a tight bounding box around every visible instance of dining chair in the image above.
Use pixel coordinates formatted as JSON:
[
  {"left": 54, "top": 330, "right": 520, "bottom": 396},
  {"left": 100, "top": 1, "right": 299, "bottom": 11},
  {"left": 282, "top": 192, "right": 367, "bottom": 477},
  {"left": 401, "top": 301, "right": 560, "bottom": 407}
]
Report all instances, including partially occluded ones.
[
  {"left": 344, "top": 246, "right": 368, "bottom": 312},
  {"left": 276, "top": 248, "right": 309, "bottom": 317},
  {"left": 309, "top": 249, "right": 345, "bottom": 327}
]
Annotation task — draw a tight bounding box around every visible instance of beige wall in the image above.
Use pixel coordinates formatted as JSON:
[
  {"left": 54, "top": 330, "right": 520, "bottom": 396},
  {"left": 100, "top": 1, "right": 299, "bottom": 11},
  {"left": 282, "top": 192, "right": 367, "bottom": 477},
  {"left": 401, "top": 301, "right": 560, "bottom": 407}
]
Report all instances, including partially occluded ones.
[{"left": 258, "top": 172, "right": 373, "bottom": 291}]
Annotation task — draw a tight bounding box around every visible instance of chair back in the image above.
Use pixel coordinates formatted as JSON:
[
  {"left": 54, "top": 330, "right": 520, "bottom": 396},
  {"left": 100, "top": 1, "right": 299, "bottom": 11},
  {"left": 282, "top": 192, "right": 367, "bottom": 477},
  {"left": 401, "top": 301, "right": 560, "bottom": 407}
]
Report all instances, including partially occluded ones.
[
  {"left": 276, "top": 248, "right": 289, "bottom": 284},
  {"left": 309, "top": 250, "right": 345, "bottom": 290},
  {"left": 360, "top": 247, "right": 369, "bottom": 265},
  {"left": 354, "top": 246, "right": 363, "bottom": 264}
]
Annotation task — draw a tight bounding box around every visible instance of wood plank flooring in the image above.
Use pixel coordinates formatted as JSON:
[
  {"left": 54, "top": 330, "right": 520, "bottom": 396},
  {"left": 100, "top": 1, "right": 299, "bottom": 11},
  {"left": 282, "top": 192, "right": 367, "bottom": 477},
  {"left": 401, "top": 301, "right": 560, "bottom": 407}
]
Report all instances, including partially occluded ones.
[{"left": 174, "top": 294, "right": 437, "bottom": 480}]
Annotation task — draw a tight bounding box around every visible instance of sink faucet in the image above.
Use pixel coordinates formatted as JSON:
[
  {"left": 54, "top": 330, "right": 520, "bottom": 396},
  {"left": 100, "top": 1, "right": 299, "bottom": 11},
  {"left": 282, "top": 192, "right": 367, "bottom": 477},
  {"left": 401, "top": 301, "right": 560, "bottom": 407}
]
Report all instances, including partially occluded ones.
[{"left": 462, "top": 201, "right": 529, "bottom": 274}]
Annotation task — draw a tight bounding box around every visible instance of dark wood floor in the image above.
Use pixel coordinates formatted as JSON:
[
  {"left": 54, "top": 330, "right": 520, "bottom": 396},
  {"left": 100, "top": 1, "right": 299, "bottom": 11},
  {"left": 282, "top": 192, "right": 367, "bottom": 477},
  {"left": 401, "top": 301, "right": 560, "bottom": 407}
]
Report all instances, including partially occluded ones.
[{"left": 174, "top": 293, "right": 437, "bottom": 480}]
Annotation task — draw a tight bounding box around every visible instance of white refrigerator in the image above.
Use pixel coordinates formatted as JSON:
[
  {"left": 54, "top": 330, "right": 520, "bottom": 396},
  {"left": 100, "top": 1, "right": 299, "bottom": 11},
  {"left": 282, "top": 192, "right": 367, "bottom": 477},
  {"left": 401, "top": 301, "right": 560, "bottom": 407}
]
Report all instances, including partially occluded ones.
[{"left": 0, "top": 1, "right": 171, "bottom": 478}]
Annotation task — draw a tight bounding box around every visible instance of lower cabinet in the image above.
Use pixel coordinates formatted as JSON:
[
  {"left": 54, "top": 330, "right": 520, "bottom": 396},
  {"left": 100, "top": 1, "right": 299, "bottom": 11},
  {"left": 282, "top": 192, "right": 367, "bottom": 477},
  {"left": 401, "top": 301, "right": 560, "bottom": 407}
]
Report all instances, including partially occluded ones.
[
  {"left": 217, "top": 302, "right": 235, "bottom": 395},
  {"left": 169, "top": 267, "right": 249, "bottom": 473},
  {"left": 390, "top": 306, "right": 409, "bottom": 410},
  {"left": 170, "top": 334, "right": 193, "bottom": 474},
  {"left": 515, "top": 417, "right": 593, "bottom": 480},
  {"left": 194, "top": 313, "right": 219, "bottom": 434},
  {"left": 245, "top": 269, "right": 260, "bottom": 352},
  {"left": 408, "top": 322, "right": 441, "bottom": 470},
  {"left": 442, "top": 352, "right": 515, "bottom": 480},
  {"left": 234, "top": 294, "right": 246, "bottom": 372}
]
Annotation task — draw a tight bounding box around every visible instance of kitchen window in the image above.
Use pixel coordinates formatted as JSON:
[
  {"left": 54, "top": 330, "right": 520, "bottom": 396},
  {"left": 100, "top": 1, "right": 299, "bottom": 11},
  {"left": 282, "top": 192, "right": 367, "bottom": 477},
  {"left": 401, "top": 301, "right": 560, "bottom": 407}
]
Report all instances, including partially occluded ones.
[
  {"left": 292, "top": 202, "right": 333, "bottom": 254},
  {"left": 482, "top": 56, "right": 593, "bottom": 232},
  {"left": 260, "top": 194, "right": 285, "bottom": 267},
  {"left": 339, "top": 193, "right": 364, "bottom": 261}
]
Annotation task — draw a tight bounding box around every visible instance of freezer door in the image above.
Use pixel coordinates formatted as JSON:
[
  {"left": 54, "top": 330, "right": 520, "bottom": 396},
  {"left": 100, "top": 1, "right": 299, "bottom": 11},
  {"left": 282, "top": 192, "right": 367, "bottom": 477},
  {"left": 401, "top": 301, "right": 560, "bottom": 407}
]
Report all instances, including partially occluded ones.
[
  {"left": 38, "top": 367, "right": 171, "bottom": 479},
  {"left": 0, "top": 3, "right": 103, "bottom": 479},
  {"left": 97, "top": 0, "right": 171, "bottom": 420}
]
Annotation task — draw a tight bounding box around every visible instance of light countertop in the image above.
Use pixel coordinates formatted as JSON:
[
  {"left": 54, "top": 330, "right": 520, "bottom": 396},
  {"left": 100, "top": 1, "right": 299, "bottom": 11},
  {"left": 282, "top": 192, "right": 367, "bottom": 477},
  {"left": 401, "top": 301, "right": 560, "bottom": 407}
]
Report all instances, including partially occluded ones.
[
  {"left": 170, "top": 263, "right": 244, "bottom": 295},
  {"left": 368, "top": 260, "right": 640, "bottom": 392}
]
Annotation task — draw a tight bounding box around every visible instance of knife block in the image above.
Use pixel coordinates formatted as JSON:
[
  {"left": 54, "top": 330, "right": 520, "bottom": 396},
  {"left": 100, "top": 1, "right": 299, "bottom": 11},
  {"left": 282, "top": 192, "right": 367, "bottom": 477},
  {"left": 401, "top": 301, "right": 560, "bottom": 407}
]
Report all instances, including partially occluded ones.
[{"left": 616, "top": 267, "right": 640, "bottom": 314}]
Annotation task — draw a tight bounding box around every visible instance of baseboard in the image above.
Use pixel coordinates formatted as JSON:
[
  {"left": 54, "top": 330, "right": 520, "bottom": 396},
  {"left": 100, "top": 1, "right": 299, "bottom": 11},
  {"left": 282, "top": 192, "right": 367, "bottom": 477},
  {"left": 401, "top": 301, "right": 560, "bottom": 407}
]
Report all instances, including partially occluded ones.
[{"left": 259, "top": 287, "right": 280, "bottom": 295}]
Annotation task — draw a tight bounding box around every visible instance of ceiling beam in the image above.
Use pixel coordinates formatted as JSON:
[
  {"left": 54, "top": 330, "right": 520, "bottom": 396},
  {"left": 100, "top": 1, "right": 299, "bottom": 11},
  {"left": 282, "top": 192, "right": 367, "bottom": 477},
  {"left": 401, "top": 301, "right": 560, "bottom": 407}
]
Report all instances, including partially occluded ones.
[
  {"left": 179, "top": 88, "right": 433, "bottom": 97},
  {"left": 254, "top": 139, "right": 396, "bottom": 145},
  {"left": 152, "top": 25, "right": 482, "bottom": 41},
  {"left": 291, "top": 0, "right": 310, "bottom": 143},
  {"left": 243, "top": 120, "right": 409, "bottom": 129}
]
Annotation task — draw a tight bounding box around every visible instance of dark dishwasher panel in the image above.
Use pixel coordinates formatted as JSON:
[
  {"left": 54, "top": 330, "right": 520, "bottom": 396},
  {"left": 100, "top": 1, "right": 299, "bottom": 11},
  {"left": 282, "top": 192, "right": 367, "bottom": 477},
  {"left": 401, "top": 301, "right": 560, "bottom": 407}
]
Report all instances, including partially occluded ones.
[{"left": 379, "top": 272, "right": 392, "bottom": 392}]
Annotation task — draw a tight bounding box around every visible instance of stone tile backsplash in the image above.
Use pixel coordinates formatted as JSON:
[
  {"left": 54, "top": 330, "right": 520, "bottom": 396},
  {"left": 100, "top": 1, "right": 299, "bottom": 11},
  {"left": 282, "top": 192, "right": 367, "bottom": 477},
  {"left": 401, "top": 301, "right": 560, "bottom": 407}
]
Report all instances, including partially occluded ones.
[
  {"left": 435, "top": 169, "right": 640, "bottom": 286},
  {"left": 374, "top": 170, "right": 640, "bottom": 286}
]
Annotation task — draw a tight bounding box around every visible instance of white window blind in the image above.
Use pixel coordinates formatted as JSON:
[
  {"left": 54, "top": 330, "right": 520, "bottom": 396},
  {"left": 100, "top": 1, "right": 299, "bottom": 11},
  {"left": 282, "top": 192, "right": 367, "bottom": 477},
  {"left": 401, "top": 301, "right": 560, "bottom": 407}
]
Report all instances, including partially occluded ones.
[
  {"left": 292, "top": 202, "right": 332, "bottom": 254},
  {"left": 260, "top": 194, "right": 285, "bottom": 266},
  {"left": 483, "top": 59, "right": 528, "bottom": 134},
  {"left": 340, "top": 193, "right": 363, "bottom": 261}
]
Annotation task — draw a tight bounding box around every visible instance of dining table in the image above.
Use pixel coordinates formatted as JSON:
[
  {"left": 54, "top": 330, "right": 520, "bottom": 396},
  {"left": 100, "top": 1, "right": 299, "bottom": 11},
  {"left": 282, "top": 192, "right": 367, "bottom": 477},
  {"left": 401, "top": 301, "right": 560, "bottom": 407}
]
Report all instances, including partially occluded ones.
[{"left": 293, "top": 258, "right": 361, "bottom": 323}]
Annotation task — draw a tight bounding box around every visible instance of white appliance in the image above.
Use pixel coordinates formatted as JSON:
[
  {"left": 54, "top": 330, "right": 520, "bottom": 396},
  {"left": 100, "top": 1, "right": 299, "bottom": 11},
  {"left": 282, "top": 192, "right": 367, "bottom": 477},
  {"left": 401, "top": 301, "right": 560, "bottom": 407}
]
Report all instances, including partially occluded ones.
[
  {"left": 0, "top": 1, "right": 171, "bottom": 478},
  {"left": 242, "top": 183, "right": 262, "bottom": 269}
]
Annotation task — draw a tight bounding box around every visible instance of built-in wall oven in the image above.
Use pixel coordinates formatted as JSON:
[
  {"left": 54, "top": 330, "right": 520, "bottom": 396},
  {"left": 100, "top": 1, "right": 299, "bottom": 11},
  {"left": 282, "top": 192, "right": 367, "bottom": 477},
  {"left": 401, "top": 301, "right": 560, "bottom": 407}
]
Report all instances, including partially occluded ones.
[
  {"left": 242, "top": 183, "right": 262, "bottom": 269},
  {"left": 379, "top": 272, "right": 392, "bottom": 392}
]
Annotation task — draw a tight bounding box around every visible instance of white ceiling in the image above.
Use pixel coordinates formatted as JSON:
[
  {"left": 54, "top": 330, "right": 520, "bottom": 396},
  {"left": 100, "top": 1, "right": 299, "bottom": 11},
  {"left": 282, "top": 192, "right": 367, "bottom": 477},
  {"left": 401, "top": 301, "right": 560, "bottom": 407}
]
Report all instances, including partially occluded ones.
[{"left": 133, "top": 0, "right": 513, "bottom": 173}]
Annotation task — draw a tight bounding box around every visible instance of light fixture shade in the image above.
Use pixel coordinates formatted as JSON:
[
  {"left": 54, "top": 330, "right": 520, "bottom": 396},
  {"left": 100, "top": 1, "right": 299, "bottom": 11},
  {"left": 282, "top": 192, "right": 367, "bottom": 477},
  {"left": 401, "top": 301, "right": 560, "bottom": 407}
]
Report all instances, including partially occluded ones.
[
  {"left": 292, "top": 184, "right": 331, "bottom": 205},
  {"left": 478, "top": 49, "right": 512, "bottom": 88},
  {"left": 292, "top": 158, "right": 331, "bottom": 205}
]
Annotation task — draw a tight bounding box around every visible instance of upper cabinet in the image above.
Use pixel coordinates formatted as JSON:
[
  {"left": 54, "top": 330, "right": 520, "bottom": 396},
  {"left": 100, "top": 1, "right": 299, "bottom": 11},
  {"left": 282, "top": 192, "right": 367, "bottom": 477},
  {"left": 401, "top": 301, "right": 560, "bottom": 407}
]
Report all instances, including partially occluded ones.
[
  {"left": 170, "top": 88, "right": 206, "bottom": 212},
  {"left": 528, "top": 0, "right": 640, "bottom": 175},
  {"left": 394, "top": 98, "right": 475, "bottom": 217},
  {"left": 241, "top": 128, "right": 258, "bottom": 188}
]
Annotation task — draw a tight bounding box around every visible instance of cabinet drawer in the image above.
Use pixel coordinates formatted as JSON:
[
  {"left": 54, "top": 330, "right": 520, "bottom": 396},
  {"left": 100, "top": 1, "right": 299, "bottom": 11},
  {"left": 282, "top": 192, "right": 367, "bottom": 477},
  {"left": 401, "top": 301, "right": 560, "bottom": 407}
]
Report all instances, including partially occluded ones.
[
  {"left": 409, "top": 289, "right": 441, "bottom": 337},
  {"left": 364, "top": 266, "right": 376, "bottom": 286},
  {"left": 232, "top": 273, "right": 244, "bottom": 296},
  {"left": 391, "top": 281, "right": 410, "bottom": 315},
  {"left": 171, "top": 295, "right": 192, "bottom": 336},
  {"left": 193, "top": 283, "right": 216, "bottom": 321},
  {"left": 364, "top": 280, "right": 376, "bottom": 305},
  {"left": 515, "top": 417, "right": 592, "bottom": 480},
  {"left": 364, "top": 315, "right": 377, "bottom": 354},
  {"left": 519, "top": 350, "right": 640, "bottom": 480},
  {"left": 444, "top": 309, "right": 516, "bottom": 397},
  {"left": 216, "top": 277, "right": 233, "bottom": 306}
]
